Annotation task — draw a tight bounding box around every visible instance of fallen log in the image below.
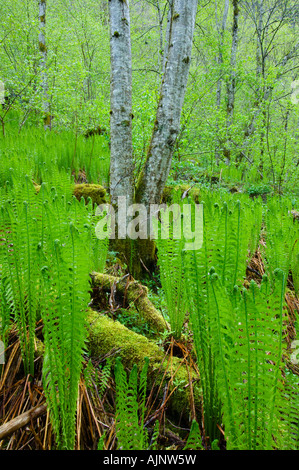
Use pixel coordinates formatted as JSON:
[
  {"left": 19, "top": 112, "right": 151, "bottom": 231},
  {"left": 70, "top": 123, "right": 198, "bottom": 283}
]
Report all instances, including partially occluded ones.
[
  {"left": 86, "top": 309, "right": 200, "bottom": 422},
  {"left": 90, "top": 272, "right": 170, "bottom": 334},
  {"left": 0, "top": 403, "right": 47, "bottom": 441}
]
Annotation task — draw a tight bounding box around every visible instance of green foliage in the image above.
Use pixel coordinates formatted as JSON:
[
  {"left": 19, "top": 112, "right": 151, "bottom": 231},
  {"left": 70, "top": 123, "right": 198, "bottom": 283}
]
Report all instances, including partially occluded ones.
[
  {"left": 155, "top": 198, "right": 188, "bottom": 339},
  {"left": 114, "top": 356, "right": 158, "bottom": 450},
  {"left": 98, "top": 358, "right": 112, "bottom": 397},
  {"left": 263, "top": 198, "right": 299, "bottom": 284},
  {"left": 156, "top": 188, "right": 299, "bottom": 449},
  {"left": 0, "top": 172, "right": 108, "bottom": 449},
  {"left": 0, "top": 123, "right": 110, "bottom": 187},
  {"left": 183, "top": 420, "right": 203, "bottom": 450}
]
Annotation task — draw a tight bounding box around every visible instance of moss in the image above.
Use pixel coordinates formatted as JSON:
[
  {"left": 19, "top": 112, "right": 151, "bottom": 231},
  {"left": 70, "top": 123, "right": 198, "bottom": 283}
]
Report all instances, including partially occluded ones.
[
  {"left": 43, "top": 113, "right": 51, "bottom": 127},
  {"left": 34, "top": 183, "right": 107, "bottom": 205},
  {"left": 39, "top": 42, "right": 47, "bottom": 53},
  {"left": 73, "top": 184, "right": 106, "bottom": 206},
  {"left": 87, "top": 309, "right": 163, "bottom": 369},
  {"left": 86, "top": 309, "right": 201, "bottom": 419},
  {"left": 134, "top": 169, "right": 146, "bottom": 204}
]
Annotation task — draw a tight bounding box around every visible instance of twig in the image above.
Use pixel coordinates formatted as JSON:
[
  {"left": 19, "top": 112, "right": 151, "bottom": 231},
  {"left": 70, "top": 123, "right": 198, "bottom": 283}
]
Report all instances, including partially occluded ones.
[{"left": 0, "top": 403, "right": 47, "bottom": 441}]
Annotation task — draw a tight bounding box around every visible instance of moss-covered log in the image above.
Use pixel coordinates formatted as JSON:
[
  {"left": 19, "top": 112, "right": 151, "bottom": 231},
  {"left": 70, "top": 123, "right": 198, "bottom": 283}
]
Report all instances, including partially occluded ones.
[
  {"left": 73, "top": 184, "right": 106, "bottom": 206},
  {"left": 90, "top": 272, "right": 170, "bottom": 334},
  {"left": 86, "top": 309, "right": 201, "bottom": 421},
  {"left": 34, "top": 182, "right": 107, "bottom": 206}
]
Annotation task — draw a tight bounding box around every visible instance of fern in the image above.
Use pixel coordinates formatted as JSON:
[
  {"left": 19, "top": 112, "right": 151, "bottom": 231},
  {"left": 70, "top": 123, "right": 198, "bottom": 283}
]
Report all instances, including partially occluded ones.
[
  {"left": 0, "top": 181, "right": 42, "bottom": 375},
  {"left": 154, "top": 191, "right": 189, "bottom": 339},
  {"left": 114, "top": 357, "right": 152, "bottom": 450},
  {"left": 183, "top": 420, "right": 203, "bottom": 450}
]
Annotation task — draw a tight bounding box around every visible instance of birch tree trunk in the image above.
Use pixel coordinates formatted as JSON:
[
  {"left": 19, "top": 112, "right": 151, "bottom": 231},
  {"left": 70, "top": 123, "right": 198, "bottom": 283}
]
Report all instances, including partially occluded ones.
[
  {"left": 214, "top": 0, "right": 229, "bottom": 164},
  {"left": 135, "top": 0, "right": 198, "bottom": 205},
  {"left": 215, "top": 0, "right": 229, "bottom": 111},
  {"left": 162, "top": 0, "right": 174, "bottom": 75},
  {"left": 226, "top": 0, "right": 239, "bottom": 128},
  {"left": 108, "top": 0, "right": 134, "bottom": 207},
  {"left": 38, "top": 0, "right": 51, "bottom": 130},
  {"left": 108, "top": 0, "right": 198, "bottom": 277}
]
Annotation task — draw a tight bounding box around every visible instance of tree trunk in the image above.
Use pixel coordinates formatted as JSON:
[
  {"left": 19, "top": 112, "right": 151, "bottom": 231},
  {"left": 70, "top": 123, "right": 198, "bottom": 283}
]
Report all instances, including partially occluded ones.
[
  {"left": 226, "top": 0, "right": 239, "bottom": 128},
  {"left": 107, "top": 0, "right": 198, "bottom": 278},
  {"left": 215, "top": 0, "right": 229, "bottom": 111},
  {"left": 38, "top": 0, "right": 51, "bottom": 130},
  {"left": 108, "top": 0, "right": 134, "bottom": 208},
  {"left": 135, "top": 0, "right": 198, "bottom": 206},
  {"left": 214, "top": 0, "right": 229, "bottom": 164}
]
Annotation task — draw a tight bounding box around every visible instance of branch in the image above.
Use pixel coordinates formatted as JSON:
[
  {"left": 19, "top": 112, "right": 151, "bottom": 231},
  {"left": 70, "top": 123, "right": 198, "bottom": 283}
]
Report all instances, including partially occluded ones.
[{"left": 0, "top": 404, "right": 47, "bottom": 441}]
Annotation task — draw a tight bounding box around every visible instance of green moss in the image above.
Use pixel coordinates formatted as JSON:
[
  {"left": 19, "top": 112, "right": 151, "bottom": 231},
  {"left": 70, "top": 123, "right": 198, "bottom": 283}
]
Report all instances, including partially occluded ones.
[
  {"left": 73, "top": 183, "right": 106, "bottom": 206},
  {"left": 39, "top": 42, "right": 47, "bottom": 53},
  {"left": 86, "top": 309, "right": 202, "bottom": 420},
  {"left": 87, "top": 309, "right": 163, "bottom": 370}
]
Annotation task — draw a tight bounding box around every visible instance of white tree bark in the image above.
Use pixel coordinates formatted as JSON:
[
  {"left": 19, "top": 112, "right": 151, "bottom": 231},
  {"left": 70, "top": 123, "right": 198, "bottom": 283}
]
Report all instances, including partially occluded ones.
[
  {"left": 214, "top": 0, "right": 229, "bottom": 163},
  {"left": 162, "top": 0, "right": 174, "bottom": 75},
  {"left": 215, "top": 0, "right": 229, "bottom": 110},
  {"left": 136, "top": 0, "right": 198, "bottom": 205},
  {"left": 109, "top": 0, "right": 134, "bottom": 207},
  {"left": 39, "top": 0, "right": 50, "bottom": 130},
  {"left": 226, "top": 0, "right": 239, "bottom": 127}
]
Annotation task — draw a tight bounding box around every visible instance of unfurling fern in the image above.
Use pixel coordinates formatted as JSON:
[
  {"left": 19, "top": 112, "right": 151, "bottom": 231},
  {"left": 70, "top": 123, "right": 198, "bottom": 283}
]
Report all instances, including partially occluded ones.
[{"left": 183, "top": 420, "right": 203, "bottom": 450}]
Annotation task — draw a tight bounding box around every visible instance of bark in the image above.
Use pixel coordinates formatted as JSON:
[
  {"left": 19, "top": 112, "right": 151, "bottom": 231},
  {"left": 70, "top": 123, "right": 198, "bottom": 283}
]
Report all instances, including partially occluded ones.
[
  {"left": 215, "top": 0, "right": 230, "bottom": 111},
  {"left": 214, "top": 0, "right": 229, "bottom": 164},
  {"left": 162, "top": 0, "right": 174, "bottom": 75},
  {"left": 156, "top": 0, "right": 165, "bottom": 74},
  {"left": 135, "top": 0, "right": 198, "bottom": 205},
  {"left": 255, "top": 0, "right": 264, "bottom": 83},
  {"left": 226, "top": 0, "right": 239, "bottom": 127},
  {"left": 108, "top": 0, "right": 198, "bottom": 277},
  {"left": 38, "top": 0, "right": 51, "bottom": 130},
  {"left": 108, "top": 0, "right": 134, "bottom": 207}
]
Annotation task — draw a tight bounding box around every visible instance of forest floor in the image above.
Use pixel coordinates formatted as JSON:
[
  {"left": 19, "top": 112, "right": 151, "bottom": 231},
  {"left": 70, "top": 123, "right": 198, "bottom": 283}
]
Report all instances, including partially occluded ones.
[{"left": 0, "top": 237, "right": 298, "bottom": 450}]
